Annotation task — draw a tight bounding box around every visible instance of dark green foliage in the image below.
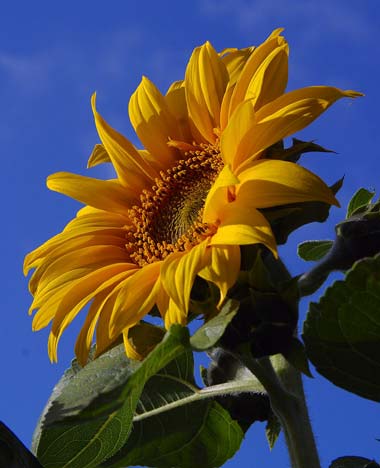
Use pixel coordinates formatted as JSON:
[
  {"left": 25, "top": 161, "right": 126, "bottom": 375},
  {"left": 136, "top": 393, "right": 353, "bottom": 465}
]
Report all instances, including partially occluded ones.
[
  {"left": 298, "top": 240, "right": 334, "bottom": 261},
  {"left": 303, "top": 254, "right": 380, "bottom": 401},
  {"left": 329, "top": 456, "right": 380, "bottom": 468},
  {"left": 101, "top": 351, "right": 243, "bottom": 468},
  {"left": 346, "top": 188, "right": 376, "bottom": 218},
  {"left": 0, "top": 422, "right": 42, "bottom": 467},
  {"left": 298, "top": 188, "right": 380, "bottom": 295}
]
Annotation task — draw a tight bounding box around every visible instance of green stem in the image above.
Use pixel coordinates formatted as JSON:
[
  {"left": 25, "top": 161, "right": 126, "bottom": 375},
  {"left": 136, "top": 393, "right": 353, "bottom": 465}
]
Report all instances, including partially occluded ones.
[{"left": 242, "top": 352, "right": 320, "bottom": 468}]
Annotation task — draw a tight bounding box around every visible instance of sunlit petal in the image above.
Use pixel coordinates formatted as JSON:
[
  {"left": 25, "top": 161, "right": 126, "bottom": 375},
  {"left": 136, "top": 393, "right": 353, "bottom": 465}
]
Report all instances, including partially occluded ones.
[
  {"left": 229, "top": 28, "right": 287, "bottom": 116},
  {"left": 161, "top": 240, "right": 210, "bottom": 323},
  {"left": 199, "top": 245, "right": 240, "bottom": 305},
  {"left": 211, "top": 202, "right": 277, "bottom": 257},
  {"left": 185, "top": 41, "right": 229, "bottom": 142},
  {"left": 92, "top": 93, "right": 158, "bottom": 188},
  {"left": 47, "top": 172, "right": 135, "bottom": 214},
  {"left": 109, "top": 261, "right": 161, "bottom": 338},
  {"left": 237, "top": 159, "right": 339, "bottom": 207},
  {"left": 203, "top": 164, "right": 239, "bottom": 223},
  {"left": 129, "top": 76, "right": 181, "bottom": 166}
]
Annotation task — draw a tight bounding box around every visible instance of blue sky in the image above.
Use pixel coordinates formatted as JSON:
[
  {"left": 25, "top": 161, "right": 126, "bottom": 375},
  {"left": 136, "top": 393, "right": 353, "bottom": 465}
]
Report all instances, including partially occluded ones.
[{"left": 1, "top": 1, "right": 379, "bottom": 466}]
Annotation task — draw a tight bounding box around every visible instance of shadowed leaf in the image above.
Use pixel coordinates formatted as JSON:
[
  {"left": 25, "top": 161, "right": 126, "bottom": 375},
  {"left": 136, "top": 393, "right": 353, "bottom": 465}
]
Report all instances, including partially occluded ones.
[
  {"left": 298, "top": 240, "right": 334, "bottom": 261},
  {"left": 267, "top": 138, "right": 334, "bottom": 163},
  {"left": 265, "top": 412, "right": 282, "bottom": 450},
  {"left": 347, "top": 188, "right": 375, "bottom": 218},
  {"left": 303, "top": 254, "right": 380, "bottom": 401},
  {"left": 329, "top": 455, "right": 379, "bottom": 468},
  {"left": 190, "top": 299, "right": 240, "bottom": 350},
  {"left": 0, "top": 422, "right": 42, "bottom": 467},
  {"left": 34, "top": 325, "right": 190, "bottom": 468},
  {"left": 282, "top": 337, "right": 313, "bottom": 378},
  {"left": 101, "top": 351, "right": 243, "bottom": 468}
]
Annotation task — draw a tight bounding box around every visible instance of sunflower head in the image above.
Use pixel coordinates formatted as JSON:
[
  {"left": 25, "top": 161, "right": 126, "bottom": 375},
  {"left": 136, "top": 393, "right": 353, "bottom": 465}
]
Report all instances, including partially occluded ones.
[{"left": 24, "top": 28, "right": 361, "bottom": 365}]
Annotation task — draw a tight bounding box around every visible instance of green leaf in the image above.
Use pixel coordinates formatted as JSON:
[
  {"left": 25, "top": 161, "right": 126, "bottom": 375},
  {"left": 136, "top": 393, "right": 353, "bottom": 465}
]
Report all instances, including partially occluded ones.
[
  {"left": 329, "top": 456, "right": 380, "bottom": 468},
  {"left": 0, "top": 422, "right": 42, "bottom": 467},
  {"left": 102, "top": 351, "right": 243, "bottom": 468},
  {"left": 267, "top": 138, "right": 334, "bottom": 163},
  {"left": 34, "top": 325, "right": 190, "bottom": 468},
  {"left": 347, "top": 188, "right": 376, "bottom": 218},
  {"left": 263, "top": 178, "right": 344, "bottom": 244},
  {"left": 298, "top": 240, "right": 334, "bottom": 261},
  {"left": 265, "top": 411, "right": 281, "bottom": 450},
  {"left": 303, "top": 254, "right": 380, "bottom": 401},
  {"left": 282, "top": 337, "right": 313, "bottom": 378},
  {"left": 190, "top": 299, "right": 240, "bottom": 351}
]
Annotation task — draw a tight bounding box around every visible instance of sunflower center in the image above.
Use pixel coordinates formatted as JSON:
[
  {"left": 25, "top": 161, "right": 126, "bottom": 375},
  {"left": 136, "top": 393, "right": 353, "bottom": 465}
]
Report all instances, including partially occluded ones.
[{"left": 126, "top": 144, "right": 223, "bottom": 267}]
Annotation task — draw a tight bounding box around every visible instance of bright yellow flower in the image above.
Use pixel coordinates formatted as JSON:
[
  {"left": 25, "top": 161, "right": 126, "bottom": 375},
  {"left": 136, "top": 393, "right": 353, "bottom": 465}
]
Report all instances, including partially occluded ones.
[{"left": 24, "top": 29, "right": 361, "bottom": 365}]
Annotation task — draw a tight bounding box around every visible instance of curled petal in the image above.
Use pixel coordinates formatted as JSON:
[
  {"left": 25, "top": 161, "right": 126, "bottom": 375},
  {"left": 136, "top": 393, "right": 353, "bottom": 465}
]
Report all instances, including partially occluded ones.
[
  {"left": 92, "top": 93, "right": 158, "bottom": 188},
  {"left": 165, "top": 81, "right": 193, "bottom": 143},
  {"left": 237, "top": 159, "right": 339, "bottom": 207},
  {"left": 185, "top": 41, "right": 229, "bottom": 142},
  {"left": 161, "top": 240, "right": 210, "bottom": 326},
  {"left": 46, "top": 265, "right": 136, "bottom": 362},
  {"left": 75, "top": 288, "right": 115, "bottom": 366},
  {"left": 87, "top": 144, "right": 111, "bottom": 168},
  {"left": 210, "top": 202, "right": 277, "bottom": 257},
  {"left": 228, "top": 28, "right": 288, "bottom": 116},
  {"left": 199, "top": 245, "right": 240, "bottom": 305},
  {"left": 47, "top": 172, "right": 135, "bottom": 215},
  {"left": 220, "top": 47, "right": 253, "bottom": 86},
  {"left": 129, "top": 77, "right": 181, "bottom": 167},
  {"left": 203, "top": 164, "right": 239, "bottom": 223},
  {"left": 223, "top": 86, "right": 362, "bottom": 171},
  {"left": 109, "top": 261, "right": 162, "bottom": 338}
]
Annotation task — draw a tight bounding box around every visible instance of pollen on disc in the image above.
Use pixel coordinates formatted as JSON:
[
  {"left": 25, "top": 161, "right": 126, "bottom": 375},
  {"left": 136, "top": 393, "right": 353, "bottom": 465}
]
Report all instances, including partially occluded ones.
[{"left": 126, "top": 144, "right": 223, "bottom": 267}]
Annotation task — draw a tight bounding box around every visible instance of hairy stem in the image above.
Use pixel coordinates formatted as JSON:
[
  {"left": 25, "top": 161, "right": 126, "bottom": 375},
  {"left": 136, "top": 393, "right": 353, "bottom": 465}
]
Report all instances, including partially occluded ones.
[{"left": 242, "top": 351, "right": 320, "bottom": 468}]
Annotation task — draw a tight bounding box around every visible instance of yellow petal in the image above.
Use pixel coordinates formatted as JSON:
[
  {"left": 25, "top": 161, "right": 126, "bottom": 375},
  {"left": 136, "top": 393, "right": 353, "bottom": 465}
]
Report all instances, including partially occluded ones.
[
  {"left": 199, "top": 245, "right": 240, "bottom": 305},
  {"left": 129, "top": 76, "right": 180, "bottom": 166},
  {"left": 220, "top": 47, "right": 253, "bottom": 86},
  {"left": 95, "top": 288, "right": 121, "bottom": 357},
  {"left": 161, "top": 240, "right": 210, "bottom": 324},
  {"left": 109, "top": 261, "right": 161, "bottom": 338},
  {"left": 224, "top": 86, "right": 362, "bottom": 171},
  {"left": 33, "top": 245, "right": 128, "bottom": 295},
  {"left": 24, "top": 226, "right": 126, "bottom": 276},
  {"left": 155, "top": 279, "right": 170, "bottom": 319},
  {"left": 220, "top": 98, "right": 256, "bottom": 167},
  {"left": 220, "top": 83, "right": 235, "bottom": 132},
  {"left": 164, "top": 298, "right": 187, "bottom": 328},
  {"left": 244, "top": 44, "right": 288, "bottom": 110},
  {"left": 237, "top": 159, "right": 339, "bottom": 207},
  {"left": 92, "top": 93, "right": 158, "bottom": 188},
  {"left": 66, "top": 207, "right": 129, "bottom": 230},
  {"left": 74, "top": 288, "right": 115, "bottom": 366},
  {"left": 228, "top": 30, "right": 288, "bottom": 117},
  {"left": 122, "top": 322, "right": 165, "bottom": 361},
  {"left": 47, "top": 265, "right": 137, "bottom": 362},
  {"left": 32, "top": 263, "right": 134, "bottom": 325},
  {"left": 165, "top": 80, "right": 194, "bottom": 144},
  {"left": 203, "top": 164, "right": 239, "bottom": 223},
  {"left": 210, "top": 202, "right": 277, "bottom": 256},
  {"left": 185, "top": 42, "right": 229, "bottom": 142},
  {"left": 28, "top": 241, "right": 124, "bottom": 295},
  {"left": 87, "top": 144, "right": 111, "bottom": 168},
  {"left": 47, "top": 172, "right": 134, "bottom": 215}
]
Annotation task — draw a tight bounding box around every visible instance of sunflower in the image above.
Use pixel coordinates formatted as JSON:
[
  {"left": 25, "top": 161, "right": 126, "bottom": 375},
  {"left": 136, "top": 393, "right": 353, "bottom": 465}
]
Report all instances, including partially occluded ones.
[{"left": 24, "top": 28, "right": 361, "bottom": 365}]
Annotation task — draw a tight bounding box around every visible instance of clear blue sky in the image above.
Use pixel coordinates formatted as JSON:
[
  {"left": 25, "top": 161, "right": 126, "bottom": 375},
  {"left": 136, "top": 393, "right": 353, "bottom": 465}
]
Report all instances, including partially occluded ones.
[{"left": 1, "top": 1, "right": 379, "bottom": 466}]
